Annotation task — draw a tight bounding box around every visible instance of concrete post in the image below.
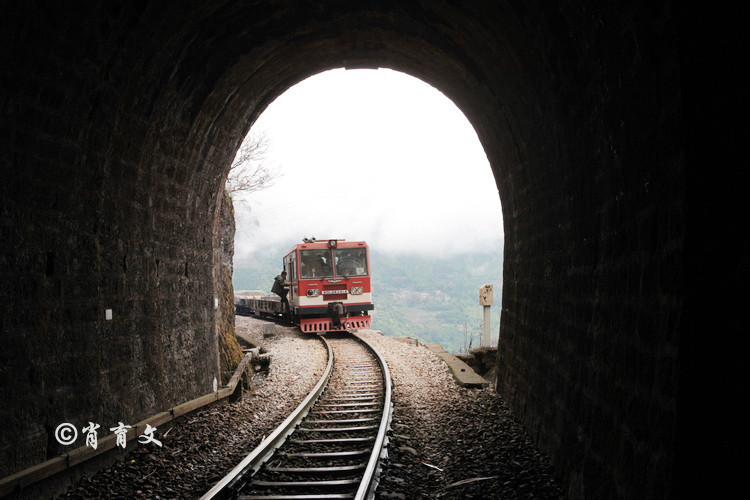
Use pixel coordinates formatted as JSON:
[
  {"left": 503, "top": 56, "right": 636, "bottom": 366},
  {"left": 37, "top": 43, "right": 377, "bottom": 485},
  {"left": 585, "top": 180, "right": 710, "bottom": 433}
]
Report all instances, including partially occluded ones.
[{"left": 479, "top": 284, "right": 493, "bottom": 347}]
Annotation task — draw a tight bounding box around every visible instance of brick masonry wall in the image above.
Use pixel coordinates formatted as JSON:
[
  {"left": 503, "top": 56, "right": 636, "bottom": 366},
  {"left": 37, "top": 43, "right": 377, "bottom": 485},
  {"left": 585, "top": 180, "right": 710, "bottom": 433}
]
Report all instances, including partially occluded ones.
[
  {"left": 1, "top": 2, "right": 741, "bottom": 499},
  {"left": 493, "top": 3, "right": 683, "bottom": 498},
  {"left": 0, "top": 2, "right": 230, "bottom": 478},
  {"left": 217, "top": 190, "right": 243, "bottom": 383}
]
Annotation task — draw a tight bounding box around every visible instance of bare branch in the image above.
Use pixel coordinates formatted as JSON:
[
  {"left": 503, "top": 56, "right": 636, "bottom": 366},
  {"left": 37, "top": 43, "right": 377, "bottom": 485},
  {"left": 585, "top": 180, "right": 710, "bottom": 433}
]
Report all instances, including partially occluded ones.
[{"left": 225, "top": 132, "right": 281, "bottom": 196}]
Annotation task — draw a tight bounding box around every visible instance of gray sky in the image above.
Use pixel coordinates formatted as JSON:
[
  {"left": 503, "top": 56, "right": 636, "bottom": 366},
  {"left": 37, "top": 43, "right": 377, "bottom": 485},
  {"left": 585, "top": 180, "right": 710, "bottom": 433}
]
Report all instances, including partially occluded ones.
[{"left": 232, "top": 68, "right": 503, "bottom": 260}]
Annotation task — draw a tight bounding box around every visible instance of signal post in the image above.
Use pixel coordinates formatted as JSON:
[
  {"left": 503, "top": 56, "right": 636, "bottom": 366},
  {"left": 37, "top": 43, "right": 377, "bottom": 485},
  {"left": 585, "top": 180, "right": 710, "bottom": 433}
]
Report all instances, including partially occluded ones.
[{"left": 479, "top": 284, "right": 493, "bottom": 347}]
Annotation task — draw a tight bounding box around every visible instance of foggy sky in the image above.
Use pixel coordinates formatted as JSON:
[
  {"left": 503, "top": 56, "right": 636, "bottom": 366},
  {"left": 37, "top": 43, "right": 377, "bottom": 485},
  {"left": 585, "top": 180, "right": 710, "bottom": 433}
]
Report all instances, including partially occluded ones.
[{"left": 232, "top": 68, "right": 503, "bottom": 261}]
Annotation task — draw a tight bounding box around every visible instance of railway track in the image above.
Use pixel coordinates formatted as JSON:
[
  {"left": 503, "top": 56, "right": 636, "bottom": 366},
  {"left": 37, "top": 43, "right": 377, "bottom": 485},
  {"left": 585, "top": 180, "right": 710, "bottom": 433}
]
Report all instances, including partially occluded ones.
[{"left": 200, "top": 332, "right": 392, "bottom": 500}]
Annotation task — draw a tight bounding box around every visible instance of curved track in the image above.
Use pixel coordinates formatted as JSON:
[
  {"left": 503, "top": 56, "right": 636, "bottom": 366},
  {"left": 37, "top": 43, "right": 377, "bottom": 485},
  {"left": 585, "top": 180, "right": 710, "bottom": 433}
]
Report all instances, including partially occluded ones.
[{"left": 201, "top": 332, "right": 392, "bottom": 500}]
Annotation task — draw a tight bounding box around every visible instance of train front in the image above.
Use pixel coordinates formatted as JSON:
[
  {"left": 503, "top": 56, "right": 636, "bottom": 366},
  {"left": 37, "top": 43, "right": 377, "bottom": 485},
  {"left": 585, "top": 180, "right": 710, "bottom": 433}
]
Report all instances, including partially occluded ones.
[{"left": 286, "top": 239, "right": 374, "bottom": 333}]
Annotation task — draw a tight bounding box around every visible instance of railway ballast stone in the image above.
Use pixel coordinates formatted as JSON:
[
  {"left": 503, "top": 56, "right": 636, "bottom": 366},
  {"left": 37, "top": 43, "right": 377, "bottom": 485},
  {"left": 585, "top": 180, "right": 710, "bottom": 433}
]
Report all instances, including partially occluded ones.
[{"left": 56, "top": 318, "right": 563, "bottom": 499}]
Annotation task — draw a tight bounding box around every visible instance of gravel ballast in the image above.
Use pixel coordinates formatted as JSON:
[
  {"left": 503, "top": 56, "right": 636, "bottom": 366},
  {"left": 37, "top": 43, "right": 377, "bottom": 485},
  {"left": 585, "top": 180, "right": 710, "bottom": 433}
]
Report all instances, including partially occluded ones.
[
  {"left": 357, "top": 330, "right": 565, "bottom": 499},
  {"left": 57, "top": 316, "right": 565, "bottom": 499}
]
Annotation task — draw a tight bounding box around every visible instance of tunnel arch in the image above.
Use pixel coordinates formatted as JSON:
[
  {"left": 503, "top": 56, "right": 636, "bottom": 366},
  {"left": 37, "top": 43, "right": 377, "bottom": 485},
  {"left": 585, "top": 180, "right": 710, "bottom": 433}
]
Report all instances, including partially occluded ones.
[
  {"left": 186, "top": 23, "right": 525, "bottom": 228},
  {"left": 177, "top": 11, "right": 681, "bottom": 498},
  {"left": 1, "top": 2, "right": 723, "bottom": 499}
]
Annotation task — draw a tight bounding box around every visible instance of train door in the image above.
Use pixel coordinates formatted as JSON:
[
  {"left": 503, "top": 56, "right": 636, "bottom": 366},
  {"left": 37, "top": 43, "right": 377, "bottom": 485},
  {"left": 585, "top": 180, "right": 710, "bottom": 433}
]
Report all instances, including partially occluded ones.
[{"left": 283, "top": 251, "right": 297, "bottom": 307}]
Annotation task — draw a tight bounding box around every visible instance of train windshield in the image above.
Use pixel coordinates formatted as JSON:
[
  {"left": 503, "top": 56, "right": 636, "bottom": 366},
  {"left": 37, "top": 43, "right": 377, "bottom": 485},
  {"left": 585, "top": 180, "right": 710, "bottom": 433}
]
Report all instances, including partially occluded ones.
[
  {"left": 299, "top": 249, "right": 333, "bottom": 278},
  {"left": 334, "top": 248, "right": 368, "bottom": 276}
]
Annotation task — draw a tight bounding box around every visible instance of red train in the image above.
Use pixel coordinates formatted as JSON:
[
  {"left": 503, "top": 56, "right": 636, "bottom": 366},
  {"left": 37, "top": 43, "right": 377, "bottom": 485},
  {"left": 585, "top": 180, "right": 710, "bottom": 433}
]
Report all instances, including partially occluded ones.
[{"left": 241, "top": 239, "right": 374, "bottom": 333}]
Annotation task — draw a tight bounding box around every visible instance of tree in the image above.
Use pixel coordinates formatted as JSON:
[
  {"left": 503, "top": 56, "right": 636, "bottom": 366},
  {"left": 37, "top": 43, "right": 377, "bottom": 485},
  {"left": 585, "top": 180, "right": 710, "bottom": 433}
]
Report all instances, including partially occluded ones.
[{"left": 225, "top": 132, "right": 281, "bottom": 197}]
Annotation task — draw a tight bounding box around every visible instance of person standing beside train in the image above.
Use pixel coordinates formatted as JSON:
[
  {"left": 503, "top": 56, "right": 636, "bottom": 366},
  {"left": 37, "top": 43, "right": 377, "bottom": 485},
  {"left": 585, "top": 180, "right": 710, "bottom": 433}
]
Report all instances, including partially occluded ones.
[{"left": 272, "top": 271, "right": 290, "bottom": 313}]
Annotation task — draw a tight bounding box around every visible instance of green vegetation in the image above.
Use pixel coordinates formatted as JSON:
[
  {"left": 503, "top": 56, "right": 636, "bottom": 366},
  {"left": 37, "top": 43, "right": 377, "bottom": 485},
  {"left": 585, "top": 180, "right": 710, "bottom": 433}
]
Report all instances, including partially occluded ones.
[
  {"left": 369, "top": 251, "right": 502, "bottom": 352},
  {"left": 234, "top": 250, "right": 283, "bottom": 295},
  {"left": 233, "top": 249, "right": 502, "bottom": 353}
]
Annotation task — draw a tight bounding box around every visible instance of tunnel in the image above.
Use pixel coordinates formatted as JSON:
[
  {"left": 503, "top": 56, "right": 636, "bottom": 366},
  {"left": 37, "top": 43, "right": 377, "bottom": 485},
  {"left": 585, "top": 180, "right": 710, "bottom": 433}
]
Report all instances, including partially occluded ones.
[{"left": 0, "top": 1, "right": 745, "bottom": 498}]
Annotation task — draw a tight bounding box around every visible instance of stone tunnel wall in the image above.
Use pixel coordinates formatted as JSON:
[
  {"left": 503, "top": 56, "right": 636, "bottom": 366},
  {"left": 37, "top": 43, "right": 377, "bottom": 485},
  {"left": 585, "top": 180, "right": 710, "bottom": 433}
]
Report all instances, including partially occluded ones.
[
  {"left": 0, "top": 2, "right": 743, "bottom": 499},
  {"left": 492, "top": 4, "right": 683, "bottom": 499},
  {"left": 0, "top": 1, "right": 232, "bottom": 478},
  {"left": 217, "top": 190, "right": 243, "bottom": 384}
]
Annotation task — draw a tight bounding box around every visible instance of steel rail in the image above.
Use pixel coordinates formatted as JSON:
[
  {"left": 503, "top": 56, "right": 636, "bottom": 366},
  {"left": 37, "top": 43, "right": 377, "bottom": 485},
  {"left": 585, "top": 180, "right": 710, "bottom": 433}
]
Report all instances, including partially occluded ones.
[
  {"left": 199, "top": 336, "right": 334, "bottom": 500},
  {"left": 200, "top": 332, "right": 392, "bottom": 500},
  {"left": 352, "top": 332, "right": 393, "bottom": 500}
]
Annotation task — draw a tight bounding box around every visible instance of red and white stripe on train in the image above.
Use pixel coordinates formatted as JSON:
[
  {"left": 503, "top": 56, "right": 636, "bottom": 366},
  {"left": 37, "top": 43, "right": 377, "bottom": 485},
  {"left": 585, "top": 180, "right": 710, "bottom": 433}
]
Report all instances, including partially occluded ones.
[{"left": 249, "top": 239, "right": 374, "bottom": 333}]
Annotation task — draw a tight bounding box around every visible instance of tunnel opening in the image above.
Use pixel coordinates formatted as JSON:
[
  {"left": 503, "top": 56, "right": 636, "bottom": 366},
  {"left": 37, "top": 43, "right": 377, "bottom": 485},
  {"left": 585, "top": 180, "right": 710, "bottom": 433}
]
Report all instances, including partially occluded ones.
[
  {"left": 227, "top": 68, "right": 504, "bottom": 354},
  {"left": 1, "top": 2, "right": 714, "bottom": 498}
]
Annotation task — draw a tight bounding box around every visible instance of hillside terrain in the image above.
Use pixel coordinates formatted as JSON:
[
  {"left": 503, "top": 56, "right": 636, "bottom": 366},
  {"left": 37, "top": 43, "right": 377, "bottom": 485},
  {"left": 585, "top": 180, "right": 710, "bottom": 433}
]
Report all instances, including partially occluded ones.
[{"left": 233, "top": 248, "right": 502, "bottom": 352}]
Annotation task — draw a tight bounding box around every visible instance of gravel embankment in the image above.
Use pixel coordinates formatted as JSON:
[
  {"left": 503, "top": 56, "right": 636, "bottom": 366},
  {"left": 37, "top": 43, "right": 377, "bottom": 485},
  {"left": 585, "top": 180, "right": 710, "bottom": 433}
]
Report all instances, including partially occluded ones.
[
  {"left": 358, "top": 330, "right": 565, "bottom": 499},
  {"left": 58, "top": 317, "right": 327, "bottom": 499},
  {"left": 58, "top": 316, "right": 565, "bottom": 499}
]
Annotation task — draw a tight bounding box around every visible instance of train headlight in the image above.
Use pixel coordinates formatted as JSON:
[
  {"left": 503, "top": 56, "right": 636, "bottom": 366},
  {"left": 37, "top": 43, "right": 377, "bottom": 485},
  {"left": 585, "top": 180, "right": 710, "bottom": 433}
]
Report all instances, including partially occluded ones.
[
  {"left": 307, "top": 288, "right": 320, "bottom": 297},
  {"left": 350, "top": 286, "right": 364, "bottom": 295}
]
